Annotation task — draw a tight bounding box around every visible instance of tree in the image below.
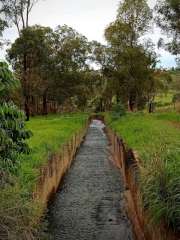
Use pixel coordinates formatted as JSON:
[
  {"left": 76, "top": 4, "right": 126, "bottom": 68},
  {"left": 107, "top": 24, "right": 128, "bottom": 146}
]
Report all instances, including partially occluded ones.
[
  {"left": 0, "top": 62, "right": 33, "bottom": 174},
  {"left": 7, "top": 24, "right": 93, "bottom": 115},
  {"left": 143, "top": 71, "right": 172, "bottom": 113},
  {"left": 50, "top": 25, "right": 91, "bottom": 107},
  {"left": 155, "top": 0, "right": 180, "bottom": 65},
  {"left": 0, "top": 0, "right": 40, "bottom": 35},
  {"left": 6, "top": 25, "right": 49, "bottom": 119},
  {"left": 104, "top": 18, "right": 157, "bottom": 111},
  {"left": 0, "top": 0, "right": 41, "bottom": 120},
  {"left": 102, "top": 0, "right": 155, "bottom": 111},
  {"left": 117, "top": 0, "right": 153, "bottom": 38}
]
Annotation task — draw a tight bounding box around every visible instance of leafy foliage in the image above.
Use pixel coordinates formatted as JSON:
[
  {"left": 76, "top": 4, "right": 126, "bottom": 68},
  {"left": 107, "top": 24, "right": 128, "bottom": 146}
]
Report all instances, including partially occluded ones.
[
  {"left": 0, "top": 101, "right": 33, "bottom": 173},
  {"left": 103, "top": 0, "right": 157, "bottom": 111},
  {"left": 110, "top": 103, "right": 126, "bottom": 117},
  {"left": 155, "top": 0, "right": 180, "bottom": 65},
  {"left": 172, "top": 93, "right": 180, "bottom": 103},
  {"left": 0, "top": 62, "right": 33, "bottom": 173},
  {"left": 0, "top": 62, "right": 20, "bottom": 96}
]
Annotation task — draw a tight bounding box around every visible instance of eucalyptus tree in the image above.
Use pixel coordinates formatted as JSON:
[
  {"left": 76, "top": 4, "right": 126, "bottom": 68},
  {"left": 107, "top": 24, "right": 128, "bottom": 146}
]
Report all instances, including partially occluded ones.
[
  {"left": 7, "top": 24, "right": 93, "bottom": 115},
  {"left": 104, "top": 0, "right": 156, "bottom": 111},
  {"left": 6, "top": 25, "right": 50, "bottom": 119},
  {"left": 155, "top": 0, "right": 180, "bottom": 65},
  {"left": 51, "top": 25, "right": 91, "bottom": 106},
  {"left": 0, "top": 0, "right": 40, "bottom": 35},
  {"left": 0, "top": 0, "right": 42, "bottom": 120},
  {"left": 117, "top": 0, "right": 153, "bottom": 39}
]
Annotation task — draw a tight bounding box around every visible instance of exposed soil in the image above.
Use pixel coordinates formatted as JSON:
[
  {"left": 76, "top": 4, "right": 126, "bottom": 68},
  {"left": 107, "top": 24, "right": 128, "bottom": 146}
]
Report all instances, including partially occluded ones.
[
  {"left": 124, "top": 191, "right": 145, "bottom": 240},
  {"left": 171, "top": 121, "right": 180, "bottom": 130}
]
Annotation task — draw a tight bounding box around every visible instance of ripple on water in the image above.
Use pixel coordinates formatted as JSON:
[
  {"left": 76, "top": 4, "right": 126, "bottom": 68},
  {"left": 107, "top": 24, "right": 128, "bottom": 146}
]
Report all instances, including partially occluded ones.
[{"left": 48, "top": 120, "right": 135, "bottom": 240}]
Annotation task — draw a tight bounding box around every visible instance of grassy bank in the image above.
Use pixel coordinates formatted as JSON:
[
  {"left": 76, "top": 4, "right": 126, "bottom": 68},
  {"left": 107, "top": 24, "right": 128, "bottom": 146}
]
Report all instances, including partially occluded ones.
[
  {"left": 106, "top": 112, "right": 180, "bottom": 231},
  {"left": 0, "top": 111, "right": 90, "bottom": 240},
  {"left": 106, "top": 112, "right": 180, "bottom": 163},
  {"left": 19, "top": 112, "right": 90, "bottom": 191}
]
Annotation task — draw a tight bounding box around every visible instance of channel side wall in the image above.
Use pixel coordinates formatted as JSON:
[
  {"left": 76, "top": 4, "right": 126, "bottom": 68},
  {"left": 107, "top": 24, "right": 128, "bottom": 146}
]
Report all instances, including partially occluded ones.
[
  {"left": 93, "top": 115, "right": 178, "bottom": 240},
  {"left": 32, "top": 118, "right": 92, "bottom": 203}
]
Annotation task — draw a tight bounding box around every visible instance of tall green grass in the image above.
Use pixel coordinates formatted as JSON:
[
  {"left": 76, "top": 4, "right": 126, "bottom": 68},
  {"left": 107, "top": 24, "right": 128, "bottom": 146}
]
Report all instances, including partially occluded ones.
[
  {"left": 153, "top": 112, "right": 180, "bottom": 122},
  {"left": 140, "top": 148, "right": 180, "bottom": 230}
]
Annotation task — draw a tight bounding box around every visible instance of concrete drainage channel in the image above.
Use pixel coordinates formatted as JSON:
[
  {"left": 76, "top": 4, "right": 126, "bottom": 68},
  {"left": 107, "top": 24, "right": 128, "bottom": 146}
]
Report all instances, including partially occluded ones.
[{"left": 47, "top": 120, "right": 135, "bottom": 240}]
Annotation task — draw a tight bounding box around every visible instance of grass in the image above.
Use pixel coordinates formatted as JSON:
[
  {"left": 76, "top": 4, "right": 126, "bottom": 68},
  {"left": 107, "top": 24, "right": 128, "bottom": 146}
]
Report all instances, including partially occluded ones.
[
  {"left": 149, "top": 111, "right": 180, "bottom": 122},
  {"left": 140, "top": 148, "right": 180, "bottom": 230},
  {"left": 0, "top": 111, "right": 90, "bottom": 240},
  {"left": 106, "top": 111, "right": 180, "bottom": 231},
  {"left": 154, "top": 91, "right": 174, "bottom": 104},
  {"left": 19, "top": 112, "right": 90, "bottom": 190},
  {"left": 106, "top": 112, "right": 180, "bottom": 163}
]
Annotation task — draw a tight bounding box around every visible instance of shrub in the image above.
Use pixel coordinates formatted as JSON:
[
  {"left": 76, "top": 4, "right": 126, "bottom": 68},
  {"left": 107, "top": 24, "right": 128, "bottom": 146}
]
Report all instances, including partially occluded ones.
[{"left": 111, "top": 102, "right": 126, "bottom": 117}]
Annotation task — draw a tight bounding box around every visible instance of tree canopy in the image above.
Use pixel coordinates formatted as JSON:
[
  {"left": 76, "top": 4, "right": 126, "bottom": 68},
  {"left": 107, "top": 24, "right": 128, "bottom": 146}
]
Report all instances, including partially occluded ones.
[
  {"left": 102, "top": 0, "right": 157, "bottom": 111},
  {"left": 155, "top": 0, "right": 180, "bottom": 65}
]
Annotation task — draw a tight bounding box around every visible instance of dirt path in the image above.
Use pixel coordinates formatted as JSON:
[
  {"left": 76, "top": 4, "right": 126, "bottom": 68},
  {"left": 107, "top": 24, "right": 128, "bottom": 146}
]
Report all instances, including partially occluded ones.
[{"left": 48, "top": 120, "right": 135, "bottom": 240}]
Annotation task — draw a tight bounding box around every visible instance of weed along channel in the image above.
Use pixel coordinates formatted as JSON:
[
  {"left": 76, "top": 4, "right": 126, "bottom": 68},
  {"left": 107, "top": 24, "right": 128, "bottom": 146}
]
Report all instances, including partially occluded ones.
[{"left": 47, "top": 119, "right": 135, "bottom": 240}]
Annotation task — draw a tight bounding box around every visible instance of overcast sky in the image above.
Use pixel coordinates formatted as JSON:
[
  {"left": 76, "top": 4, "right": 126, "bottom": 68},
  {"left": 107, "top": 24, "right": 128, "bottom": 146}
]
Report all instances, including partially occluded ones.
[{"left": 0, "top": 0, "right": 176, "bottom": 68}]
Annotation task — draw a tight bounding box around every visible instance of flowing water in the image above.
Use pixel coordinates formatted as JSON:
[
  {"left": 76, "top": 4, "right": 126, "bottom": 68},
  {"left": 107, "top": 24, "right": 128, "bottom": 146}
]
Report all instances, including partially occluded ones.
[{"left": 48, "top": 120, "right": 135, "bottom": 240}]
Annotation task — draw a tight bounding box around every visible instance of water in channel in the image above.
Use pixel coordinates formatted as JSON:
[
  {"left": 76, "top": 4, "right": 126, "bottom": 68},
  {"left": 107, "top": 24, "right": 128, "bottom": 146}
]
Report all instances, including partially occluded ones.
[{"left": 48, "top": 120, "right": 135, "bottom": 240}]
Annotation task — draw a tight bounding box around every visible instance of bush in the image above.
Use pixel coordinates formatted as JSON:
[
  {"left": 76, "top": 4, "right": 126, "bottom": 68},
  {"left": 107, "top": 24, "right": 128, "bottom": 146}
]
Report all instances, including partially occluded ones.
[
  {"left": 110, "top": 102, "right": 126, "bottom": 117},
  {"left": 0, "top": 62, "right": 33, "bottom": 174}
]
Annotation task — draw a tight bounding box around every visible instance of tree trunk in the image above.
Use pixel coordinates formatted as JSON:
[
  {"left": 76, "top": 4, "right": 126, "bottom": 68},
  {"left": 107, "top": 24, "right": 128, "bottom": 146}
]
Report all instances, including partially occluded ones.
[
  {"left": 25, "top": 95, "right": 30, "bottom": 121},
  {"left": 174, "top": 101, "right": 176, "bottom": 109},
  {"left": 148, "top": 101, "right": 153, "bottom": 113},
  {"left": 37, "top": 97, "right": 39, "bottom": 115},
  {"left": 31, "top": 96, "right": 36, "bottom": 116},
  {"left": 116, "top": 92, "right": 120, "bottom": 104},
  {"left": 129, "top": 94, "right": 134, "bottom": 112},
  {"left": 100, "top": 99, "right": 103, "bottom": 112},
  {"left": 54, "top": 101, "right": 57, "bottom": 114},
  {"left": 23, "top": 52, "right": 30, "bottom": 121},
  {"left": 43, "top": 91, "right": 47, "bottom": 115}
]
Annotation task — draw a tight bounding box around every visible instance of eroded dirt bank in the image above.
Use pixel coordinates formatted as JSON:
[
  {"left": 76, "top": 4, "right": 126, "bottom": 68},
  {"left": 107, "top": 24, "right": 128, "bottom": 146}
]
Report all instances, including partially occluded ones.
[
  {"left": 48, "top": 120, "right": 135, "bottom": 240},
  {"left": 95, "top": 115, "right": 178, "bottom": 240},
  {"left": 33, "top": 120, "right": 91, "bottom": 203}
]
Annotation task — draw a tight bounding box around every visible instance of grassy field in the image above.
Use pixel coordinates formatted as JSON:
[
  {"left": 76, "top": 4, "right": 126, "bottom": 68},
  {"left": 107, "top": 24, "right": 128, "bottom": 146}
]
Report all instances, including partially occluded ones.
[
  {"left": 106, "top": 111, "right": 180, "bottom": 230},
  {"left": 154, "top": 90, "right": 174, "bottom": 104}
]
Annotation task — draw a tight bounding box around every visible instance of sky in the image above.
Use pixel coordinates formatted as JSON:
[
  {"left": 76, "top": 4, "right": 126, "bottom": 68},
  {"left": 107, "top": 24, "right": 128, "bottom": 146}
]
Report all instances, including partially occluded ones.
[{"left": 0, "top": 0, "right": 177, "bottom": 68}]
